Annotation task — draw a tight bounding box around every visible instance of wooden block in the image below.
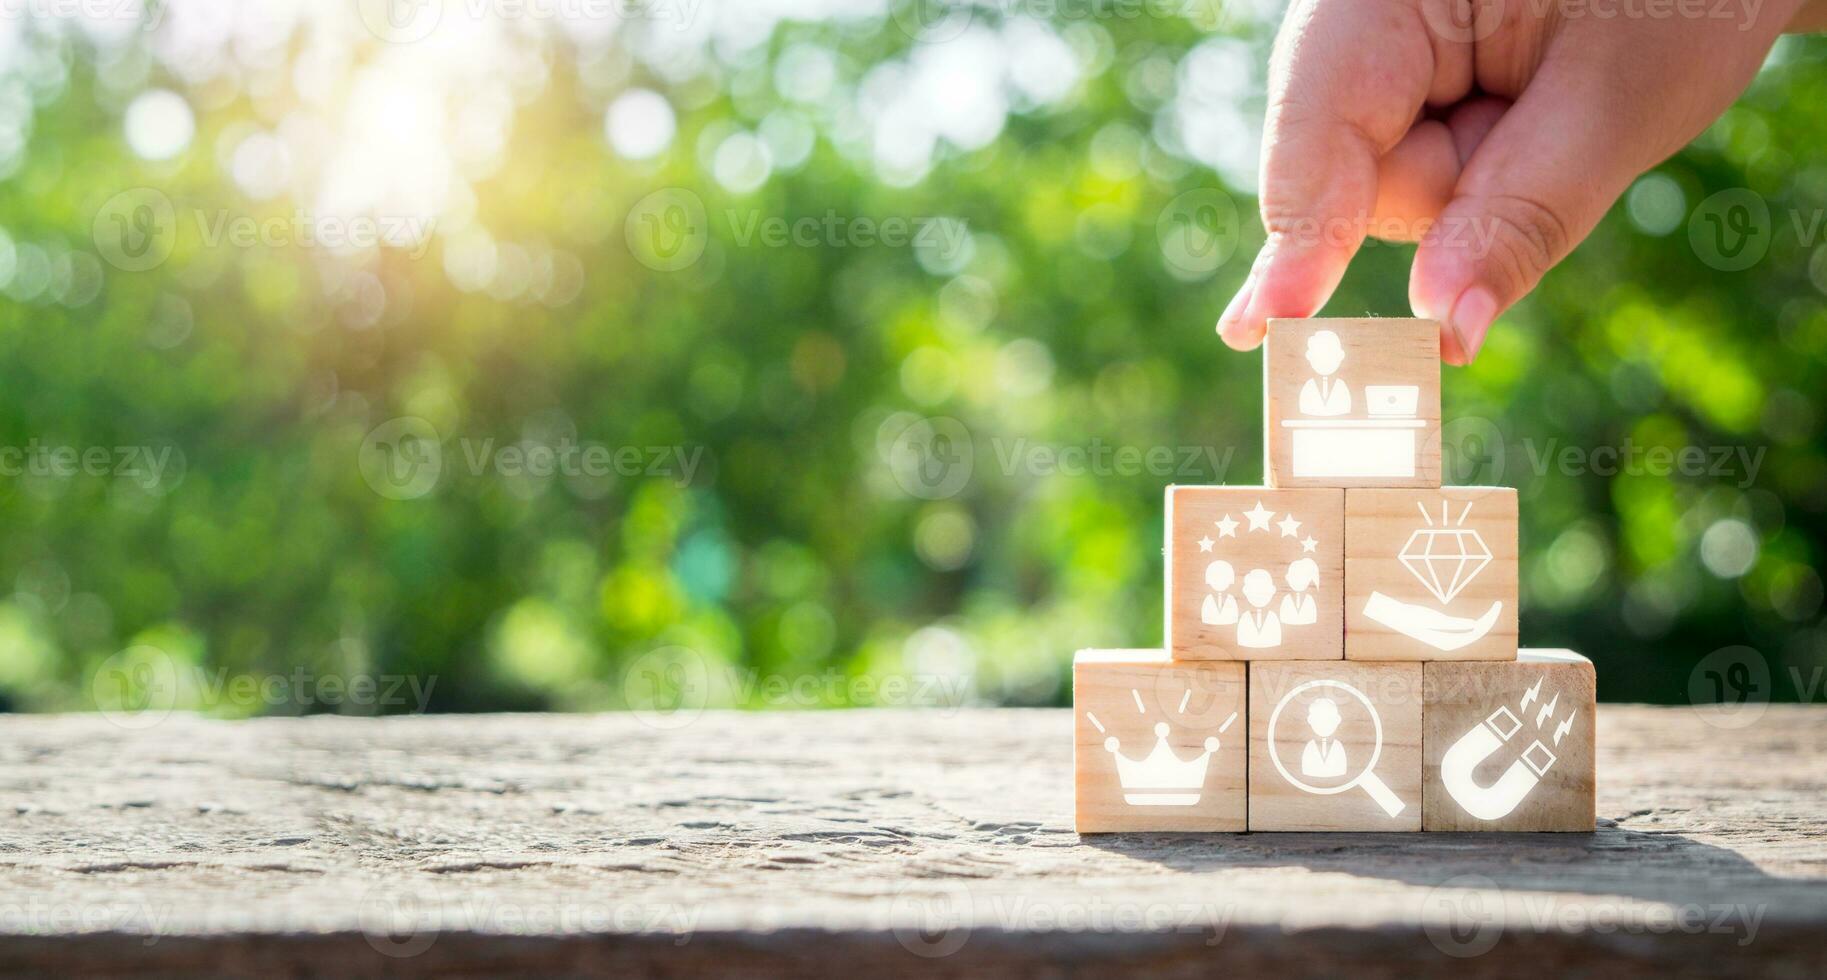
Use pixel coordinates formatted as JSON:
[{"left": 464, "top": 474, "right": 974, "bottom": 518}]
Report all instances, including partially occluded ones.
[
  {"left": 1345, "top": 487, "right": 1518, "bottom": 661},
  {"left": 1248, "top": 660, "right": 1422, "bottom": 831},
  {"left": 1166, "top": 486, "right": 1343, "bottom": 661},
  {"left": 1265, "top": 318, "right": 1441, "bottom": 488},
  {"left": 1074, "top": 650, "right": 1247, "bottom": 832},
  {"left": 1423, "top": 650, "right": 1596, "bottom": 832}
]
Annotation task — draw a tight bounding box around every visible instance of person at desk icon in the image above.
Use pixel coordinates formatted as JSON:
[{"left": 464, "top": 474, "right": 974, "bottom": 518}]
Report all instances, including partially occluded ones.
[
  {"left": 1236, "top": 568, "right": 1282, "bottom": 649},
  {"left": 1300, "top": 697, "right": 1348, "bottom": 779},
  {"left": 1298, "top": 329, "right": 1351, "bottom": 417}
]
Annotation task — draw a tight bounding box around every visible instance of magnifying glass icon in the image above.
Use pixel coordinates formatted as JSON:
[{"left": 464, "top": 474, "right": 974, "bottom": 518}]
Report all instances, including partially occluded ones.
[{"left": 1267, "top": 679, "right": 1407, "bottom": 818}]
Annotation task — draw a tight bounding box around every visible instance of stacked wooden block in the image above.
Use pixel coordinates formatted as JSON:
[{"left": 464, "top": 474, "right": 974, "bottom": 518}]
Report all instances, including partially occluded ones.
[{"left": 1075, "top": 319, "right": 1595, "bottom": 833}]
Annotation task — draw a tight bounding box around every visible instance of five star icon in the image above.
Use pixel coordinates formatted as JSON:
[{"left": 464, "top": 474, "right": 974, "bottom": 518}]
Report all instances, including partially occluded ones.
[
  {"left": 1242, "top": 501, "right": 1274, "bottom": 532},
  {"left": 1203, "top": 503, "right": 1323, "bottom": 559}
]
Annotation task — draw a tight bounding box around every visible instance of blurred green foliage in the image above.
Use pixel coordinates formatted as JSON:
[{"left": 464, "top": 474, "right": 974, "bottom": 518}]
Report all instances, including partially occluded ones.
[{"left": 0, "top": 3, "right": 1824, "bottom": 716}]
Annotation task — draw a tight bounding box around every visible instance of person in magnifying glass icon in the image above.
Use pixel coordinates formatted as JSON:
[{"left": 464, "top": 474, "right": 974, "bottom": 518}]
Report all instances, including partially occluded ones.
[{"left": 1299, "top": 697, "right": 1348, "bottom": 779}]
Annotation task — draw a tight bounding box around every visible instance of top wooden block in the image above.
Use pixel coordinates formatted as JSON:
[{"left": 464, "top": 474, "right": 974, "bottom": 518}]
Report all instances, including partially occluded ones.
[{"left": 1265, "top": 318, "right": 1442, "bottom": 488}]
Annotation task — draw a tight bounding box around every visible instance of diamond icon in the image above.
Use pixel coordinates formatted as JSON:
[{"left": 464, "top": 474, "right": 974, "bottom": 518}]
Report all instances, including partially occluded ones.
[{"left": 1398, "top": 524, "right": 1491, "bottom": 604}]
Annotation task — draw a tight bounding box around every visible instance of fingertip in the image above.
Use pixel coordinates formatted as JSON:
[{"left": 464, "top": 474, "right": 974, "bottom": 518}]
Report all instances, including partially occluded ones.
[
  {"left": 1440, "top": 322, "right": 1472, "bottom": 366},
  {"left": 1216, "top": 275, "right": 1262, "bottom": 350},
  {"left": 1409, "top": 243, "right": 1465, "bottom": 323},
  {"left": 1409, "top": 238, "right": 1471, "bottom": 361},
  {"left": 1219, "top": 316, "right": 1265, "bottom": 351},
  {"left": 1446, "top": 286, "right": 1497, "bottom": 364},
  {"left": 1418, "top": 280, "right": 1497, "bottom": 367}
]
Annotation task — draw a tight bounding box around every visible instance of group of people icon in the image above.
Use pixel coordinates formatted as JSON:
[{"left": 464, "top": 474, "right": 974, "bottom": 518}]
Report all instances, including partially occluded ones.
[{"left": 1200, "top": 558, "right": 1320, "bottom": 649}]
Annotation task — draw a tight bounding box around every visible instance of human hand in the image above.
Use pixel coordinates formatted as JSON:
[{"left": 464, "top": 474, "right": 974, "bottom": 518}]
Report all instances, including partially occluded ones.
[{"left": 1217, "top": 0, "right": 1811, "bottom": 364}]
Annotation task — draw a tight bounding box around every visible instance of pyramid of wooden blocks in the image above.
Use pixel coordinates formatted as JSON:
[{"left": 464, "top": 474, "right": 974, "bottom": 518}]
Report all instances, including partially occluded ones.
[{"left": 1075, "top": 317, "right": 1596, "bottom": 834}]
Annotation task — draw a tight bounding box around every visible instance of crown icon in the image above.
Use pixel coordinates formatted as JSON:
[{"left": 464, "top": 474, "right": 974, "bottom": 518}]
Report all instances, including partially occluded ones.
[{"left": 1095, "top": 703, "right": 1238, "bottom": 806}]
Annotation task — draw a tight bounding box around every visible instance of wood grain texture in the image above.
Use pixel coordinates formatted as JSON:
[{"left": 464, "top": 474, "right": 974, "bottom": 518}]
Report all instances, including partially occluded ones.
[
  {"left": 1074, "top": 651, "right": 1246, "bottom": 832},
  {"left": 1166, "top": 486, "right": 1343, "bottom": 661},
  {"left": 1423, "top": 651, "right": 1596, "bottom": 832},
  {"left": 1346, "top": 487, "right": 1519, "bottom": 661},
  {"left": 1248, "top": 661, "right": 1424, "bottom": 831},
  {"left": 1, "top": 708, "right": 1825, "bottom": 977},
  {"left": 1266, "top": 318, "right": 1442, "bottom": 489}
]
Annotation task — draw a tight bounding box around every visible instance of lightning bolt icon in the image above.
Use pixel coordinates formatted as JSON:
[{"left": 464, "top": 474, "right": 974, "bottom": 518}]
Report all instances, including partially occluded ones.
[
  {"left": 1553, "top": 711, "right": 1576, "bottom": 746},
  {"left": 1519, "top": 677, "right": 1542, "bottom": 715},
  {"left": 1536, "top": 693, "right": 1560, "bottom": 729}
]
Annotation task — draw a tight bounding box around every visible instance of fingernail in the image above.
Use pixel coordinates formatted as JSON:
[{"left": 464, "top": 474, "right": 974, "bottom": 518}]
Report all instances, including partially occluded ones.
[
  {"left": 1446, "top": 286, "right": 1497, "bottom": 364},
  {"left": 1217, "top": 273, "right": 1257, "bottom": 343}
]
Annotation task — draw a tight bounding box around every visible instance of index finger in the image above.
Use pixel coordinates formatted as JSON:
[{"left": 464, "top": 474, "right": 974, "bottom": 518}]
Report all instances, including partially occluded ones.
[{"left": 1217, "top": 0, "right": 1464, "bottom": 349}]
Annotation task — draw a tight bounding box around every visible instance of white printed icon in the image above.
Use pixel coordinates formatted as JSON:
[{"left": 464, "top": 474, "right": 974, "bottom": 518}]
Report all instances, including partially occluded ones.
[
  {"left": 1363, "top": 500, "right": 1503, "bottom": 651},
  {"left": 1297, "top": 330, "right": 1352, "bottom": 416},
  {"left": 1298, "top": 697, "right": 1349, "bottom": 778},
  {"left": 1283, "top": 328, "right": 1424, "bottom": 478},
  {"left": 1201, "top": 561, "right": 1240, "bottom": 626},
  {"left": 1196, "top": 501, "right": 1321, "bottom": 650},
  {"left": 1266, "top": 679, "right": 1407, "bottom": 818},
  {"left": 1441, "top": 678, "right": 1577, "bottom": 820},
  {"left": 1086, "top": 691, "right": 1237, "bottom": 807}
]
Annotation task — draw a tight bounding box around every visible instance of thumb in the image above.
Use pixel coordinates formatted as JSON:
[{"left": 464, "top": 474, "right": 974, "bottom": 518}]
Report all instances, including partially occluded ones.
[{"left": 1409, "top": 62, "right": 1654, "bottom": 365}]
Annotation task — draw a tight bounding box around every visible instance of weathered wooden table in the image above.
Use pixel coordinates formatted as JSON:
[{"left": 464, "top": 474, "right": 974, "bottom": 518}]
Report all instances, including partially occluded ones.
[{"left": 1, "top": 706, "right": 1823, "bottom": 977}]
